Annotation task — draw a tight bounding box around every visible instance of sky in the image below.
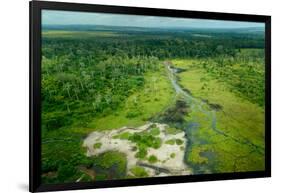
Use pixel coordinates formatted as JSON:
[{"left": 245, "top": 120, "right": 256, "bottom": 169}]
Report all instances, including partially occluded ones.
[{"left": 42, "top": 10, "right": 264, "bottom": 29}]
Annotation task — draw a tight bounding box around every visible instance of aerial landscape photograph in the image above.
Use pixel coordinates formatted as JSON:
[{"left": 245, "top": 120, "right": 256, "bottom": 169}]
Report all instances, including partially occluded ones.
[{"left": 41, "top": 10, "right": 265, "bottom": 184}]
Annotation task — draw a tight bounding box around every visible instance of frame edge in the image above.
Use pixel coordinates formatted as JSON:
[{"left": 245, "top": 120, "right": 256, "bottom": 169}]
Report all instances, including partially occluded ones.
[{"left": 29, "top": 1, "right": 272, "bottom": 192}]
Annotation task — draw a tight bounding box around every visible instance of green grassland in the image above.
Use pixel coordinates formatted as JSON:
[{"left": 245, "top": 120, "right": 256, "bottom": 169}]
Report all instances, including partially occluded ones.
[
  {"left": 172, "top": 56, "right": 265, "bottom": 173},
  {"left": 42, "top": 30, "right": 120, "bottom": 39},
  {"left": 87, "top": 67, "right": 175, "bottom": 130}
]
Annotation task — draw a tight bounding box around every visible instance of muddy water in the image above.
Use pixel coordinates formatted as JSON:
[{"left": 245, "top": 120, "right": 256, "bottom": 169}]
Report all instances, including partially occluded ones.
[
  {"left": 164, "top": 61, "right": 218, "bottom": 174},
  {"left": 166, "top": 63, "right": 217, "bottom": 126}
]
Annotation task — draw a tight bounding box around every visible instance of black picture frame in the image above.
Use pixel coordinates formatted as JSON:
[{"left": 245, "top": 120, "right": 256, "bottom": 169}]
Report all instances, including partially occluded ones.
[{"left": 30, "top": 1, "right": 271, "bottom": 192}]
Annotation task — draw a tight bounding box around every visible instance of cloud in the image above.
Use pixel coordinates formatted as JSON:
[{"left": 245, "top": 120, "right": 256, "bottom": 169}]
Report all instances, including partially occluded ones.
[{"left": 42, "top": 10, "right": 264, "bottom": 29}]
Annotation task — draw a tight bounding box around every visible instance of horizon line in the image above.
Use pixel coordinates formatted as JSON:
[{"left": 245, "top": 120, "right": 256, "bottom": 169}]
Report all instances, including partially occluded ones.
[{"left": 42, "top": 24, "right": 265, "bottom": 30}]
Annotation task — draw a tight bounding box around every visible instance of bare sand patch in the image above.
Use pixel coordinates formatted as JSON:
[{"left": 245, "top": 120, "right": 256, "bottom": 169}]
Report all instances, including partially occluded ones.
[{"left": 83, "top": 122, "right": 191, "bottom": 177}]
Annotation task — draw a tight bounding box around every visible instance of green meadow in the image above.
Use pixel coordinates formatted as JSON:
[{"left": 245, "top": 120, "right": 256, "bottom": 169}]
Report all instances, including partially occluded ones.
[
  {"left": 42, "top": 30, "right": 119, "bottom": 38},
  {"left": 172, "top": 58, "right": 264, "bottom": 173}
]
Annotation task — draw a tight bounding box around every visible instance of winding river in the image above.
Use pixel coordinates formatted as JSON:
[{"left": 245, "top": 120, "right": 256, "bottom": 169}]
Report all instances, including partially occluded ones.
[
  {"left": 164, "top": 61, "right": 264, "bottom": 173},
  {"left": 164, "top": 61, "right": 219, "bottom": 173},
  {"left": 80, "top": 61, "right": 264, "bottom": 180},
  {"left": 165, "top": 61, "right": 218, "bottom": 130}
]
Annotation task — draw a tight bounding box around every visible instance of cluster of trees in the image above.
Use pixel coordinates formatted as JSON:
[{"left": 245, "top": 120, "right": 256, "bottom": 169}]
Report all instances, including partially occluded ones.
[
  {"left": 42, "top": 52, "right": 160, "bottom": 130},
  {"left": 198, "top": 49, "right": 265, "bottom": 106}
]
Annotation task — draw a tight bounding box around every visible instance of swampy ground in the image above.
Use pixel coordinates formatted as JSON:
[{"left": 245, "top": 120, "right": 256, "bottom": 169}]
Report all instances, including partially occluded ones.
[{"left": 41, "top": 26, "right": 265, "bottom": 184}]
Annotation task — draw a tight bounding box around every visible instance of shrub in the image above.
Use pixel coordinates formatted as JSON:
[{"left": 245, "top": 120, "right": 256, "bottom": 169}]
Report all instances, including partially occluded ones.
[
  {"left": 130, "top": 166, "right": 148, "bottom": 178},
  {"left": 135, "top": 146, "right": 147, "bottom": 159},
  {"left": 165, "top": 139, "right": 176, "bottom": 145},
  {"left": 165, "top": 127, "right": 182, "bottom": 135},
  {"left": 130, "top": 132, "right": 162, "bottom": 159},
  {"left": 149, "top": 127, "right": 160, "bottom": 136},
  {"left": 176, "top": 139, "right": 183, "bottom": 145},
  {"left": 165, "top": 138, "right": 183, "bottom": 145},
  {"left": 57, "top": 163, "right": 77, "bottom": 182},
  {"left": 113, "top": 132, "right": 132, "bottom": 140},
  {"left": 170, "top": 153, "right": 176, "bottom": 158},
  {"left": 126, "top": 110, "right": 140, "bottom": 118},
  {"left": 93, "top": 142, "right": 102, "bottom": 149},
  {"left": 148, "top": 155, "right": 158, "bottom": 163}
]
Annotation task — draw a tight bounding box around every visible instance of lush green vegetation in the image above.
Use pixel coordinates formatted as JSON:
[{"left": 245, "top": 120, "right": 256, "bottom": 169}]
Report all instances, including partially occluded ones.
[
  {"left": 165, "top": 138, "right": 184, "bottom": 145},
  {"left": 41, "top": 25, "right": 265, "bottom": 183},
  {"left": 148, "top": 155, "right": 158, "bottom": 164},
  {"left": 165, "top": 127, "right": 182, "bottom": 135},
  {"left": 172, "top": 57, "right": 265, "bottom": 173},
  {"left": 113, "top": 126, "right": 162, "bottom": 159},
  {"left": 93, "top": 143, "right": 102, "bottom": 149},
  {"left": 130, "top": 166, "right": 149, "bottom": 178},
  {"left": 170, "top": 153, "right": 176, "bottom": 159}
]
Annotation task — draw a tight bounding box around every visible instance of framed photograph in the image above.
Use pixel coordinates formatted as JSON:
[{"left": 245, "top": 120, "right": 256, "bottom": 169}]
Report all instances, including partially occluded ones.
[{"left": 30, "top": 1, "right": 271, "bottom": 192}]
